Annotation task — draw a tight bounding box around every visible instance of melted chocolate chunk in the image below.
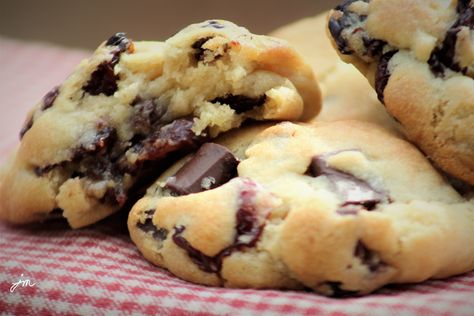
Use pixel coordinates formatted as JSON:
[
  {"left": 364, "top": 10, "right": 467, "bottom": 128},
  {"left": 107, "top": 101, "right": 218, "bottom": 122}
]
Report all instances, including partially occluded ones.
[
  {"left": 135, "top": 118, "right": 207, "bottom": 162},
  {"left": 375, "top": 50, "right": 398, "bottom": 104},
  {"left": 328, "top": 0, "right": 369, "bottom": 55},
  {"left": 79, "top": 118, "right": 204, "bottom": 205},
  {"left": 41, "top": 86, "right": 60, "bottom": 110},
  {"left": 131, "top": 99, "right": 166, "bottom": 136},
  {"left": 428, "top": 3, "right": 473, "bottom": 77},
  {"left": 212, "top": 94, "right": 267, "bottom": 114},
  {"left": 83, "top": 61, "right": 119, "bottom": 96},
  {"left": 103, "top": 185, "right": 127, "bottom": 206},
  {"left": 429, "top": 29, "right": 462, "bottom": 76},
  {"left": 165, "top": 143, "right": 239, "bottom": 196},
  {"left": 308, "top": 150, "right": 388, "bottom": 212},
  {"left": 76, "top": 126, "right": 117, "bottom": 158},
  {"left": 172, "top": 181, "right": 265, "bottom": 274},
  {"left": 354, "top": 240, "right": 384, "bottom": 272},
  {"left": 137, "top": 209, "right": 169, "bottom": 241},
  {"left": 106, "top": 32, "right": 131, "bottom": 52},
  {"left": 31, "top": 116, "right": 205, "bottom": 209},
  {"left": 19, "top": 116, "right": 34, "bottom": 140},
  {"left": 325, "top": 281, "right": 359, "bottom": 298},
  {"left": 192, "top": 37, "right": 214, "bottom": 62}
]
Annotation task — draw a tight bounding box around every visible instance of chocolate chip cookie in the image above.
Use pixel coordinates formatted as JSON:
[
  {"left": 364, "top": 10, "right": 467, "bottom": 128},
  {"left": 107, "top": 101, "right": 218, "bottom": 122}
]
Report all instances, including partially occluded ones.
[
  {"left": 128, "top": 121, "right": 473, "bottom": 296},
  {"left": 328, "top": 0, "right": 474, "bottom": 184},
  {"left": 270, "top": 11, "right": 401, "bottom": 135},
  {"left": 0, "top": 20, "right": 321, "bottom": 228}
]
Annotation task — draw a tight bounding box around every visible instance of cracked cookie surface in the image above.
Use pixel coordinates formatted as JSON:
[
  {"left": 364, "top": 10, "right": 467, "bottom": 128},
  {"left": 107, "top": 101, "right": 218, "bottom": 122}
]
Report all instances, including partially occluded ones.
[
  {"left": 328, "top": 0, "right": 474, "bottom": 185},
  {"left": 0, "top": 20, "right": 321, "bottom": 228},
  {"left": 128, "top": 121, "right": 474, "bottom": 296}
]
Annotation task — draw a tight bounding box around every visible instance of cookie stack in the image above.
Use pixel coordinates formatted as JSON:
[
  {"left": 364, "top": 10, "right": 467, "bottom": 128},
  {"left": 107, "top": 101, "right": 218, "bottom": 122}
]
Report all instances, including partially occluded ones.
[{"left": 1, "top": 0, "right": 473, "bottom": 297}]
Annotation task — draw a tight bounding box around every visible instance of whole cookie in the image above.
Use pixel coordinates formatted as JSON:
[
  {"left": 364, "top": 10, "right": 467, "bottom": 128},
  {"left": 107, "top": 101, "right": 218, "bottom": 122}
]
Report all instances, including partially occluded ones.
[
  {"left": 128, "top": 121, "right": 474, "bottom": 296},
  {"left": 270, "top": 11, "right": 401, "bottom": 135},
  {"left": 328, "top": 0, "right": 474, "bottom": 184},
  {"left": 0, "top": 20, "right": 321, "bottom": 228}
]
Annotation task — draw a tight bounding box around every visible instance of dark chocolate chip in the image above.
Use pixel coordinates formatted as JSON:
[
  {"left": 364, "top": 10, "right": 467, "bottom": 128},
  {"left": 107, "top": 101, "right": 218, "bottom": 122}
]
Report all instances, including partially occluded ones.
[
  {"left": 203, "top": 20, "right": 225, "bottom": 29},
  {"left": 234, "top": 182, "right": 263, "bottom": 247},
  {"left": 362, "top": 37, "right": 386, "bottom": 58},
  {"left": 165, "top": 143, "right": 239, "bottom": 196},
  {"left": 19, "top": 86, "right": 60, "bottom": 139},
  {"left": 444, "top": 173, "right": 473, "bottom": 197},
  {"left": 375, "top": 50, "right": 398, "bottom": 104},
  {"left": 172, "top": 180, "right": 265, "bottom": 274},
  {"left": 136, "top": 209, "right": 169, "bottom": 241},
  {"left": 308, "top": 150, "right": 389, "bottom": 212},
  {"left": 428, "top": 3, "right": 473, "bottom": 77},
  {"left": 429, "top": 28, "right": 463, "bottom": 77},
  {"left": 19, "top": 116, "right": 34, "bottom": 140},
  {"left": 131, "top": 99, "right": 166, "bottom": 136},
  {"left": 325, "top": 281, "right": 359, "bottom": 298},
  {"left": 82, "top": 61, "right": 119, "bottom": 96},
  {"left": 457, "top": 1, "right": 474, "bottom": 25},
  {"left": 211, "top": 94, "right": 267, "bottom": 114},
  {"left": 328, "top": 0, "right": 370, "bottom": 55},
  {"left": 354, "top": 240, "right": 383, "bottom": 272},
  {"left": 34, "top": 164, "right": 58, "bottom": 176},
  {"left": 75, "top": 125, "right": 118, "bottom": 158},
  {"left": 192, "top": 37, "right": 213, "bottom": 62},
  {"left": 458, "top": 0, "right": 471, "bottom": 13},
  {"left": 106, "top": 32, "right": 131, "bottom": 53},
  {"left": 102, "top": 185, "right": 127, "bottom": 207},
  {"left": 41, "top": 86, "right": 60, "bottom": 111},
  {"left": 328, "top": 15, "right": 353, "bottom": 55}
]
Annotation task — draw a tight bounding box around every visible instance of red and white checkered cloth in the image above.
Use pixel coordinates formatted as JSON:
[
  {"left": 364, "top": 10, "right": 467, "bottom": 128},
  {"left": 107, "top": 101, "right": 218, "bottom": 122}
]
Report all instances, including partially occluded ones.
[{"left": 1, "top": 36, "right": 474, "bottom": 316}]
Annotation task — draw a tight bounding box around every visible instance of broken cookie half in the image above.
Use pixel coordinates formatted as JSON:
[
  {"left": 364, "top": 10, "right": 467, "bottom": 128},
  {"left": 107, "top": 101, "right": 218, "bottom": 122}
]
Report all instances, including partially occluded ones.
[{"left": 0, "top": 20, "right": 321, "bottom": 228}]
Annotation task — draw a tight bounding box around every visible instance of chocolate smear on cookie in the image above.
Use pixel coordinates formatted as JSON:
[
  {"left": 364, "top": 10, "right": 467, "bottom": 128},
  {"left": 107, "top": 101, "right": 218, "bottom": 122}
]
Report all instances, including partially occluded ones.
[
  {"left": 172, "top": 180, "right": 266, "bottom": 274},
  {"left": 137, "top": 209, "right": 169, "bottom": 241},
  {"left": 354, "top": 240, "right": 385, "bottom": 272}
]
